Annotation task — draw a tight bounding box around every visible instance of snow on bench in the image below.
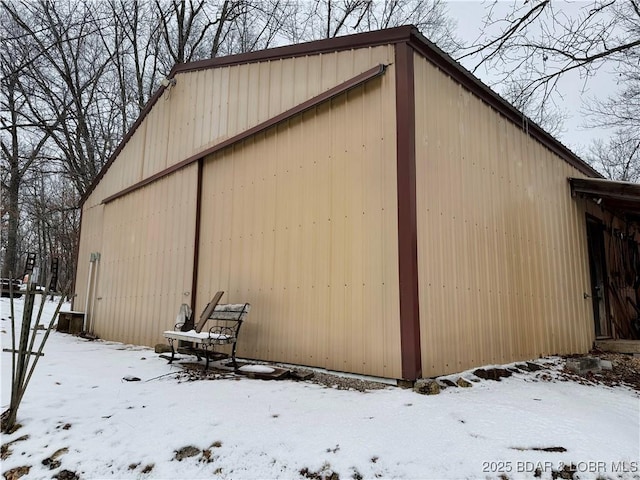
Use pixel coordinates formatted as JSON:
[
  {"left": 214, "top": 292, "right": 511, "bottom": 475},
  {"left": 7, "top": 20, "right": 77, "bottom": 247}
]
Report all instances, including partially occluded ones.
[{"left": 163, "top": 301, "right": 250, "bottom": 370}]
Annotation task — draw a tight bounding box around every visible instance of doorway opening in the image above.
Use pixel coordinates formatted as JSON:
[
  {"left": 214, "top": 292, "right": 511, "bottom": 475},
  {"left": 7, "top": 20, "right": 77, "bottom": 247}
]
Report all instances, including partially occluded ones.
[{"left": 585, "top": 216, "right": 610, "bottom": 337}]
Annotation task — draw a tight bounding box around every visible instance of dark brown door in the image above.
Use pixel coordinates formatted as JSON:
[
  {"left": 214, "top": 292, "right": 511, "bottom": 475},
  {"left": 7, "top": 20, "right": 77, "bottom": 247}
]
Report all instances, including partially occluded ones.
[{"left": 586, "top": 216, "right": 609, "bottom": 336}]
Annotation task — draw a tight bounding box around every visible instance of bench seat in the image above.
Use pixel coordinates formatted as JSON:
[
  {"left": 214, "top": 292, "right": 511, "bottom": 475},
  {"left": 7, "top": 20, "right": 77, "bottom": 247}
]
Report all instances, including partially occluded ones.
[
  {"left": 163, "top": 330, "right": 235, "bottom": 343},
  {"left": 163, "top": 298, "right": 250, "bottom": 370}
]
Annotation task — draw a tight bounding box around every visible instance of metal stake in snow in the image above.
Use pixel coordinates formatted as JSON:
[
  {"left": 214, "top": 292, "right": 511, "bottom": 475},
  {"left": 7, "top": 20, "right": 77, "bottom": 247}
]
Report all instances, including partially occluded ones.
[{"left": 1, "top": 276, "right": 65, "bottom": 433}]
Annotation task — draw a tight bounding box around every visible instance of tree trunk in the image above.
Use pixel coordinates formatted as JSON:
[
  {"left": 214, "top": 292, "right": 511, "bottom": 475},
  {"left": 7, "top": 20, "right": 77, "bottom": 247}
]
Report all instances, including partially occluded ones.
[{"left": 3, "top": 172, "right": 21, "bottom": 279}]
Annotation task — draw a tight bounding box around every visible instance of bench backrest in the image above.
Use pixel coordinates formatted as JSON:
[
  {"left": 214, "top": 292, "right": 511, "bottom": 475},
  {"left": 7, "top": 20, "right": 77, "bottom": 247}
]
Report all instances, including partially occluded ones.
[
  {"left": 206, "top": 303, "right": 251, "bottom": 338},
  {"left": 209, "top": 303, "right": 251, "bottom": 321}
]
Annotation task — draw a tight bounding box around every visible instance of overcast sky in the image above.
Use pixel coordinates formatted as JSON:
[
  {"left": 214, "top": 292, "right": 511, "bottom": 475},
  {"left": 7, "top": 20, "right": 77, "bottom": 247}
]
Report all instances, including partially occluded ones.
[{"left": 445, "top": 1, "right": 617, "bottom": 158}]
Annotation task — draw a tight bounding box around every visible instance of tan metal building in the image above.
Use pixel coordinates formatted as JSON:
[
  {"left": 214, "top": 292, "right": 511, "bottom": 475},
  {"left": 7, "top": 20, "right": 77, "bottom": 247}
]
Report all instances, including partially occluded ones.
[{"left": 74, "top": 26, "right": 640, "bottom": 381}]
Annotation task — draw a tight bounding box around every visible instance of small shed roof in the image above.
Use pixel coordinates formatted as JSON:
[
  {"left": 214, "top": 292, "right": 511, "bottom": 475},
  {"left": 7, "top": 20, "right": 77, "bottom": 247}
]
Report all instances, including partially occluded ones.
[{"left": 569, "top": 177, "right": 640, "bottom": 221}]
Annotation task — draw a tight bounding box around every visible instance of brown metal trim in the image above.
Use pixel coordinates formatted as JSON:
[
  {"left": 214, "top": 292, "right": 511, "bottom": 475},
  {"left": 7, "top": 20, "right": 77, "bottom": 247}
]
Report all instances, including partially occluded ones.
[
  {"left": 171, "top": 26, "right": 412, "bottom": 75},
  {"left": 395, "top": 42, "right": 422, "bottom": 381},
  {"left": 102, "top": 156, "right": 195, "bottom": 204},
  {"left": 406, "top": 28, "right": 602, "bottom": 179},
  {"left": 570, "top": 177, "right": 640, "bottom": 201},
  {"left": 191, "top": 158, "right": 204, "bottom": 314},
  {"left": 102, "top": 64, "right": 387, "bottom": 205}
]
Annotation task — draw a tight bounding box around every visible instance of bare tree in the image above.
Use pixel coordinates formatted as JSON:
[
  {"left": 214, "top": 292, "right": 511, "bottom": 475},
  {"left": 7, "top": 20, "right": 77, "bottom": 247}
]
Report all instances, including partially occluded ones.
[
  {"left": 500, "top": 80, "right": 568, "bottom": 138},
  {"left": 459, "top": 1, "right": 640, "bottom": 105},
  {"left": 0, "top": 7, "right": 54, "bottom": 278},
  {"left": 19, "top": 167, "right": 79, "bottom": 289},
  {"left": 587, "top": 132, "right": 640, "bottom": 182},
  {"left": 280, "top": 0, "right": 462, "bottom": 54},
  {"left": 458, "top": 0, "right": 640, "bottom": 176},
  {"left": 223, "top": 1, "right": 290, "bottom": 55},
  {"left": 3, "top": 0, "right": 122, "bottom": 196}
]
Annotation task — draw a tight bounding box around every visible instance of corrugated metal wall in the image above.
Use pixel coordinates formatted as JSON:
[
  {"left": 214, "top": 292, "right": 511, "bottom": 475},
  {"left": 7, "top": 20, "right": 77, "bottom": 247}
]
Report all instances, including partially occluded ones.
[
  {"left": 74, "top": 204, "right": 104, "bottom": 312},
  {"left": 82, "top": 45, "right": 396, "bottom": 204},
  {"left": 90, "top": 165, "right": 198, "bottom": 346},
  {"left": 196, "top": 74, "right": 401, "bottom": 378},
  {"left": 413, "top": 53, "right": 593, "bottom": 377},
  {"left": 74, "top": 46, "right": 397, "bottom": 364},
  {"left": 75, "top": 47, "right": 395, "bottom": 312}
]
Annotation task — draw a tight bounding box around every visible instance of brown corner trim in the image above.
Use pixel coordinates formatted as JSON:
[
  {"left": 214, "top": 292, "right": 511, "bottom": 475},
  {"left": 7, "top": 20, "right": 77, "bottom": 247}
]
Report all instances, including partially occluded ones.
[
  {"left": 102, "top": 64, "right": 387, "bottom": 205},
  {"left": 395, "top": 42, "right": 422, "bottom": 381}
]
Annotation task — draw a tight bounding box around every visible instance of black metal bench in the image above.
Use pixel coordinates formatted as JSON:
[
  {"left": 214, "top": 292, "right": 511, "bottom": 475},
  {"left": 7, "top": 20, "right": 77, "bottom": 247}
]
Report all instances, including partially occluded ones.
[{"left": 163, "top": 293, "right": 250, "bottom": 370}]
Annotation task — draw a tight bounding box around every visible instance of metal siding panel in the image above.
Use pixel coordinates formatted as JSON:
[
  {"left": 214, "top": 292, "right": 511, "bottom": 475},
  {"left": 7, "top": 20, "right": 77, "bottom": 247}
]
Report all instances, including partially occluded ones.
[
  {"left": 236, "top": 64, "right": 251, "bottom": 134},
  {"left": 197, "top": 68, "right": 400, "bottom": 378},
  {"left": 321, "top": 52, "right": 339, "bottom": 91},
  {"left": 78, "top": 45, "right": 398, "bottom": 372},
  {"left": 166, "top": 80, "right": 187, "bottom": 166},
  {"left": 257, "top": 62, "right": 271, "bottom": 123},
  {"left": 414, "top": 54, "right": 593, "bottom": 377},
  {"left": 192, "top": 70, "right": 206, "bottom": 151},
  {"left": 91, "top": 165, "right": 197, "bottom": 346},
  {"left": 211, "top": 68, "right": 228, "bottom": 141},
  {"left": 267, "top": 60, "right": 283, "bottom": 117},
  {"left": 74, "top": 202, "right": 104, "bottom": 310},
  {"left": 92, "top": 47, "right": 394, "bottom": 209}
]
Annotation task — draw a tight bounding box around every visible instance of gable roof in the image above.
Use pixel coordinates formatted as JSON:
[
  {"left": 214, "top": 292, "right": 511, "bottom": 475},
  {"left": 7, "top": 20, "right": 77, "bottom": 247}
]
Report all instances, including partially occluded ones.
[{"left": 81, "top": 25, "right": 601, "bottom": 207}]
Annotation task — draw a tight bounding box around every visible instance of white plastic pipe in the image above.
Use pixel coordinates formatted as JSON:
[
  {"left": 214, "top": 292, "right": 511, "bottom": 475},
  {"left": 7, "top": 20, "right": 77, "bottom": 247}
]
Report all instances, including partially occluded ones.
[
  {"left": 84, "top": 256, "right": 95, "bottom": 333},
  {"left": 89, "top": 257, "right": 100, "bottom": 333}
]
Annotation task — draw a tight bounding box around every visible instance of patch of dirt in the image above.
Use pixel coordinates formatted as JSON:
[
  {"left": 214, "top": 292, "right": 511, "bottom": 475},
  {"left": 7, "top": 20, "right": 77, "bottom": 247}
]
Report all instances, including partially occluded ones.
[
  {"left": 52, "top": 470, "right": 79, "bottom": 480},
  {"left": 3, "top": 466, "right": 30, "bottom": 480},
  {"left": 42, "top": 447, "right": 69, "bottom": 470},
  {"left": 300, "top": 463, "right": 340, "bottom": 480},
  {"left": 301, "top": 371, "right": 389, "bottom": 392},
  {"left": 173, "top": 445, "right": 201, "bottom": 461},
  {"left": 558, "top": 351, "right": 640, "bottom": 391},
  {"left": 551, "top": 464, "right": 577, "bottom": 479},
  {"left": 0, "top": 409, "right": 22, "bottom": 434},
  {"left": 1, "top": 435, "right": 29, "bottom": 460},
  {"left": 172, "top": 360, "right": 389, "bottom": 391},
  {"left": 170, "top": 351, "right": 639, "bottom": 393},
  {"left": 174, "top": 363, "right": 237, "bottom": 382}
]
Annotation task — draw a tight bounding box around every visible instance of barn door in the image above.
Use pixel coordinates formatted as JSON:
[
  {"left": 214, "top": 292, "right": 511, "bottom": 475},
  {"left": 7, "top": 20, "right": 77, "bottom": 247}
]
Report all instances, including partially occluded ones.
[{"left": 585, "top": 216, "right": 610, "bottom": 337}]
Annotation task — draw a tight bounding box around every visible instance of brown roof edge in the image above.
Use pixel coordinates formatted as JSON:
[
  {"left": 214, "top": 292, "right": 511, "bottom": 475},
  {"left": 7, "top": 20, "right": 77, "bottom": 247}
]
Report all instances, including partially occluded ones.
[
  {"left": 569, "top": 177, "right": 640, "bottom": 199},
  {"left": 101, "top": 64, "right": 387, "bottom": 205},
  {"left": 171, "top": 26, "right": 413, "bottom": 74},
  {"left": 81, "top": 26, "right": 413, "bottom": 209},
  {"left": 406, "top": 28, "right": 603, "bottom": 180}
]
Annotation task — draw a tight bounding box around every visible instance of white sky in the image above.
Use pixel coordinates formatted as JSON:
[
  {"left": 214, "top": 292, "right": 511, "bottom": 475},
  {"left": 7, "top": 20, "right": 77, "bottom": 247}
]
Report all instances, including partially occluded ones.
[
  {"left": 446, "top": 0, "right": 618, "bottom": 157},
  {"left": 1, "top": 296, "right": 639, "bottom": 478}
]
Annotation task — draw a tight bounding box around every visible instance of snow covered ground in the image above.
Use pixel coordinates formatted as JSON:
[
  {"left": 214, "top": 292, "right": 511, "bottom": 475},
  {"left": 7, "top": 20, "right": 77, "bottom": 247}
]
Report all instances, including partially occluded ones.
[{"left": 1, "top": 296, "right": 639, "bottom": 480}]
